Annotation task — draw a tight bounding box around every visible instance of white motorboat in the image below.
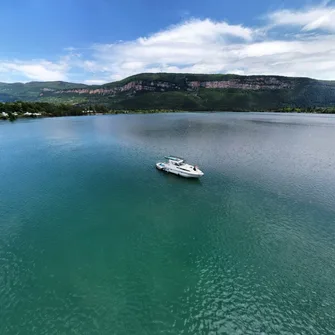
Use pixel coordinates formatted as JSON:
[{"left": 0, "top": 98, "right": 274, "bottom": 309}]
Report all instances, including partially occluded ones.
[{"left": 156, "top": 156, "right": 204, "bottom": 178}]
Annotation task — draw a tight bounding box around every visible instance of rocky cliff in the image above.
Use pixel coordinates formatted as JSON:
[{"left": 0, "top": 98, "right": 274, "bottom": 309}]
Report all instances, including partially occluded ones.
[
  {"left": 41, "top": 75, "right": 294, "bottom": 97},
  {"left": 1, "top": 73, "right": 335, "bottom": 111}
]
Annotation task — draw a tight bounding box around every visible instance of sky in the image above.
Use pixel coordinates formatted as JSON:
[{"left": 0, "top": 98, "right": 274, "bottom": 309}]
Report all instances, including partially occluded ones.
[{"left": 1, "top": 0, "right": 335, "bottom": 83}]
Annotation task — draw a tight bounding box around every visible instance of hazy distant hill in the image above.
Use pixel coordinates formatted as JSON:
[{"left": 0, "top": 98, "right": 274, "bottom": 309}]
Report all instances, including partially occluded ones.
[
  {"left": 1, "top": 73, "right": 335, "bottom": 110},
  {"left": 0, "top": 81, "right": 87, "bottom": 103}
]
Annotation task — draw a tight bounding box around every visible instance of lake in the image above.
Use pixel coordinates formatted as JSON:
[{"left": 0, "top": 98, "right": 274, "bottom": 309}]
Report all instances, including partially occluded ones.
[{"left": 1, "top": 112, "right": 335, "bottom": 334}]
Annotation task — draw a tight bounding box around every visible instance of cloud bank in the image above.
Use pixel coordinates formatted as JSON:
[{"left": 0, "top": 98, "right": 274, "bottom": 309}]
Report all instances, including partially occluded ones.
[{"left": 1, "top": 3, "right": 335, "bottom": 83}]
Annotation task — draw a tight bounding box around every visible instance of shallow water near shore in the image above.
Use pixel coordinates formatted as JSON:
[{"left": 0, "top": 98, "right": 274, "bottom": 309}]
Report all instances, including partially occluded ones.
[{"left": 1, "top": 112, "right": 335, "bottom": 334}]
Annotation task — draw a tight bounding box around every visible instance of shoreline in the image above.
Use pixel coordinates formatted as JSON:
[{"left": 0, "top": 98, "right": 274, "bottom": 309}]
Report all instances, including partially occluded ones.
[
  {"left": 2, "top": 101, "right": 335, "bottom": 121},
  {"left": 2, "top": 101, "right": 335, "bottom": 122},
  {"left": 2, "top": 109, "right": 335, "bottom": 122}
]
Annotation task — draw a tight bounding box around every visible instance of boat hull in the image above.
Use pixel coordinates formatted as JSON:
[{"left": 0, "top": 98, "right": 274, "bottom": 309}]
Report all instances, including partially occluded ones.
[{"left": 156, "top": 162, "right": 204, "bottom": 178}]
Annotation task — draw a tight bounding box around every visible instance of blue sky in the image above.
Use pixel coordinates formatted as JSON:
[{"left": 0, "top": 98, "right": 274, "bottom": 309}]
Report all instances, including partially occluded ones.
[{"left": 0, "top": 0, "right": 335, "bottom": 83}]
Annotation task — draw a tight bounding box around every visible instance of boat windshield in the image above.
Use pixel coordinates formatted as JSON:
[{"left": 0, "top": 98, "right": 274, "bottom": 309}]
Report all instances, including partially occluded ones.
[{"left": 169, "top": 160, "right": 183, "bottom": 165}]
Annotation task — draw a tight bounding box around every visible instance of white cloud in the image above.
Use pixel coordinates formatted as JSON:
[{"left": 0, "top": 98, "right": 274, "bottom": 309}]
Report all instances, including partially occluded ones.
[
  {"left": 268, "top": 5, "right": 335, "bottom": 32},
  {"left": 0, "top": 60, "right": 68, "bottom": 82},
  {"left": 2, "top": 3, "right": 335, "bottom": 83},
  {"left": 82, "top": 7, "right": 335, "bottom": 82},
  {"left": 137, "top": 18, "right": 254, "bottom": 45},
  {"left": 85, "top": 19, "right": 257, "bottom": 81}
]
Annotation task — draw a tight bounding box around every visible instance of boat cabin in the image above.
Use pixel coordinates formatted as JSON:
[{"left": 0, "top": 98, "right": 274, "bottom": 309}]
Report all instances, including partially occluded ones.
[{"left": 165, "top": 156, "right": 185, "bottom": 166}]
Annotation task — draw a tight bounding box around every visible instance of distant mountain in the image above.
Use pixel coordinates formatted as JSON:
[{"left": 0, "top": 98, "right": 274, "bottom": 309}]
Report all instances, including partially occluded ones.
[
  {"left": 1, "top": 73, "right": 335, "bottom": 110},
  {"left": 0, "top": 81, "right": 87, "bottom": 103}
]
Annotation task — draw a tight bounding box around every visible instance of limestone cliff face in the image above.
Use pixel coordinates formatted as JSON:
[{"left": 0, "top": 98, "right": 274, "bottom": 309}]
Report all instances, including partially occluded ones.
[
  {"left": 53, "top": 81, "right": 157, "bottom": 95},
  {"left": 41, "top": 76, "right": 293, "bottom": 97},
  {"left": 188, "top": 77, "right": 292, "bottom": 90},
  {"left": 3, "top": 73, "right": 334, "bottom": 108}
]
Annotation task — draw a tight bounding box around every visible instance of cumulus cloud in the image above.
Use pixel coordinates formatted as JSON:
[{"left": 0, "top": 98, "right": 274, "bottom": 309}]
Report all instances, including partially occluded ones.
[
  {"left": 86, "top": 19, "right": 257, "bottom": 81},
  {"left": 137, "top": 18, "right": 254, "bottom": 44},
  {"left": 2, "top": 3, "right": 335, "bottom": 82},
  {"left": 83, "top": 6, "right": 335, "bottom": 82}
]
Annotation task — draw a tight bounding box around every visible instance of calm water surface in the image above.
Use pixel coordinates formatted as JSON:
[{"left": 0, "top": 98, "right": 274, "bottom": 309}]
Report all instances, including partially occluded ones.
[{"left": 1, "top": 112, "right": 335, "bottom": 334}]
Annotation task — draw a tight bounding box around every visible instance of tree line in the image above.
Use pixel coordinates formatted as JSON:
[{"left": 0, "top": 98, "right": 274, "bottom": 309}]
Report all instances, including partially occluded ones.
[
  {"left": 0, "top": 101, "right": 113, "bottom": 120},
  {"left": 1, "top": 101, "right": 335, "bottom": 122},
  {"left": 0, "top": 101, "right": 180, "bottom": 121},
  {"left": 0, "top": 101, "right": 82, "bottom": 117}
]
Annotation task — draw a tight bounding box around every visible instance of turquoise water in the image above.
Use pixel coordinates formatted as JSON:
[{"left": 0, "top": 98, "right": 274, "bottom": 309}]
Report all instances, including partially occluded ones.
[{"left": 1, "top": 112, "right": 335, "bottom": 334}]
